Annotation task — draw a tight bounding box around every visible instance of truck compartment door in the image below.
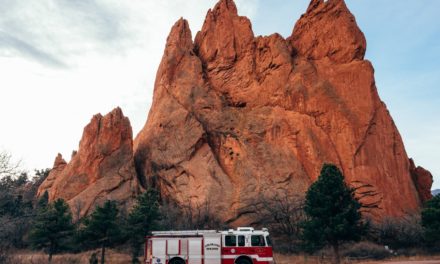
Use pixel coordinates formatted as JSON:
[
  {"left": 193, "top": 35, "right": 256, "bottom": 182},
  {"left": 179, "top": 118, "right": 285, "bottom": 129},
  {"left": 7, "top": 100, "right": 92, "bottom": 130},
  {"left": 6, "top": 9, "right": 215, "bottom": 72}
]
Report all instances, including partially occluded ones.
[
  {"left": 188, "top": 238, "right": 202, "bottom": 264},
  {"left": 167, "top": 239, "right": 179, "bottom": 255},
  {"left": 204, "top": 235, "right": 221, "bottom": 264},
  {"left": 152, "top": 239, "right": 166, "bottom": 264}
]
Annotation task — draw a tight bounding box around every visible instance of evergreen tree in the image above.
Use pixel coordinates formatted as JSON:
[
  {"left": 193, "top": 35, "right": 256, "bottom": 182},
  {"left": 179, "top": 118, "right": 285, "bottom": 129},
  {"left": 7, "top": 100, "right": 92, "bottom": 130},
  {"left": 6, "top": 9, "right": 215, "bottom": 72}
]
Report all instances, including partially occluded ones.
[
  {"left": 29, "top": 199, "right": 74, "bottom": 262},
  {"left": 301, "top": 164, "right": 364, "bottom": 264},
  {"left": 126, "top": 188, "right": 162, "bottom": 263},
  {"left": 422, "top": 194, "right": 440, "bottom": 248},
  {"left": 38, "top": 191, "right": 49, "bottom": 209},
  {"left": 81, "top": 200, "right": 123, "bottom": 264}
]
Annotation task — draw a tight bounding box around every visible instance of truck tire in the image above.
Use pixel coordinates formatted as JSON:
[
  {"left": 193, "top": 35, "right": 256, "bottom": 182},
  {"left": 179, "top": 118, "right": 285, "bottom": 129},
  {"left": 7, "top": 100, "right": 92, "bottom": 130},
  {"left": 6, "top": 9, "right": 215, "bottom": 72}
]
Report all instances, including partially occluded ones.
[
  {"left": 235, "top": 258, "right": 252, "bottom": 264},
  {"left": 169, "top": 258, "right": 185, "bottom": 264}
]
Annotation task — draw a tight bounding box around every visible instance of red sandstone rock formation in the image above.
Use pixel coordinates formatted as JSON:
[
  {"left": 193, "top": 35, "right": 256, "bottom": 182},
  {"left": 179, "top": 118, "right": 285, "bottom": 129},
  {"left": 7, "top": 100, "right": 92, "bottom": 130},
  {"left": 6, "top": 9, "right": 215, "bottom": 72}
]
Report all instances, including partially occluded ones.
[
  {"left": 134, "top": 0, "right": 432, "bottom": 224},
  {"left": 37, "top": 153, "right": 67, "bottom": 197},
  {"left": 38, "top": 107, "right": 142, "bottom": 218},
  {"left": 37, "top": 0, "right": 432, "bottom": 224},
  {"left": 410, "top": 158, "right": 433, "bottom": 203}
]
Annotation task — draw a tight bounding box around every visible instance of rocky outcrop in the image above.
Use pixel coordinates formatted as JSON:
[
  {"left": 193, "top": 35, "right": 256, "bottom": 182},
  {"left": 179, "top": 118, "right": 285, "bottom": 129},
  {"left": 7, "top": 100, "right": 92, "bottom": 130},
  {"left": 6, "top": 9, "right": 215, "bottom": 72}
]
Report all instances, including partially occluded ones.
[
  {"left": 410, "top": 158, "right": 433, "bottom": 203},
  {"left": 288, "top": 0, "right": 366, "bottom": 63},
  {"left": 37, "top": 153, "right": 67, "bottom": 198},
  {"left": 134, "top": 0, "right": 432, "bottom": 224},
  {"left": 37, "top": 107, "right": 142, "bottom": 218}
]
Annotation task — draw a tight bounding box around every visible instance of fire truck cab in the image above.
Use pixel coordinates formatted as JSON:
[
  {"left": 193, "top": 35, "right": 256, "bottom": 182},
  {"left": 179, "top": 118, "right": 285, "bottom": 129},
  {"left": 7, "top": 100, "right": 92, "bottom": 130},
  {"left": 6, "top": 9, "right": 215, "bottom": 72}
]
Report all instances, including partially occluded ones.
[{"left": 145, "top": 227, "right": 274, "bottom": 264}]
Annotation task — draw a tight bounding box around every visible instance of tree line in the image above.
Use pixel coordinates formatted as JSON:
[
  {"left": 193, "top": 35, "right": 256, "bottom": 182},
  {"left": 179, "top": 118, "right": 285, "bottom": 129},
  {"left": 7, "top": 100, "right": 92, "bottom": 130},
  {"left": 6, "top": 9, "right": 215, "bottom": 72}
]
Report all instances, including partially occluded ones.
[
  {"left": 30, "top": 188, "right": 161, "bottom": 264},
  {"left": 252, "top": 164, "right": 440, "bottom": 263},
  {"left": 1, "top": 151, "right": 440, "bottom": 264}
]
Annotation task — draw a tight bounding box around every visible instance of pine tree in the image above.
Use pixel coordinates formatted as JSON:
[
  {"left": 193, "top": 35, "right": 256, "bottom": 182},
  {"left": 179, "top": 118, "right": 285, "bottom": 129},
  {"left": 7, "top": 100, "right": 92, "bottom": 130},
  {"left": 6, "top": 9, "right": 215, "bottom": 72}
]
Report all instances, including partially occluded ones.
[
  {"left": 29, "top": 199, "right": 74, "bottom": 263},
  {"left": 81, "top": 200, "right": 122, "bottom": 264},
  {"left": 126, "top": 188, "right": 162, "bottom": 263},
  {"left": 38, "top": 191, "right": 49, "bottom": 209},
  {"left": 301, "top": 164, "right": 364, "bottom": 264},
  {"left": 422, "top": 194, "right": 440, "bottom": 247}
]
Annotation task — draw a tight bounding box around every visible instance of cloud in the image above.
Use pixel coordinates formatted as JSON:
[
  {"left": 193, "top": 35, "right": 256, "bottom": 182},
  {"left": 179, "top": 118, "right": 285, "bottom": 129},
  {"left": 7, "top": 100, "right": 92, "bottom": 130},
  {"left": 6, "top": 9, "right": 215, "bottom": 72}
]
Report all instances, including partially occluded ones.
[
  {"left": 0, "top": 30, "right": 67, "bottom": 68},
  {"left": 55, "top": 0, "right": 126, "bottom": 42},
  {"left": 0, "top": 0, "right": 259, "bottom": 173},
  {"left": 0, "top": 0, "right": 137, "bottom": 69}
]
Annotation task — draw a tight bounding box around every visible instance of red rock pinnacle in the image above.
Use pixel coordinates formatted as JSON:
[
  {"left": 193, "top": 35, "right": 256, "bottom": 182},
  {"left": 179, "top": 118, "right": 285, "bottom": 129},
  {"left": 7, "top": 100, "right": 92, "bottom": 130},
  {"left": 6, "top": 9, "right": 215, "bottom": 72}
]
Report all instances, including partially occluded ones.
[
  {"left": 38, "top": 107, "right": 142, "bottom": 218},
  {"left": 289, "top": 0, "right": 366, "bottom": 63}
]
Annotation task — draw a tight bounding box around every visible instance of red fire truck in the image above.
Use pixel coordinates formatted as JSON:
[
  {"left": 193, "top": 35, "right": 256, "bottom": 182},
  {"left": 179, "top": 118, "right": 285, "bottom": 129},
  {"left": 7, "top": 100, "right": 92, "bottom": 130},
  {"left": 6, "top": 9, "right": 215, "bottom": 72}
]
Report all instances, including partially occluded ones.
[{"left": 144, "top": 227, "right": 275, "bottom": 264}]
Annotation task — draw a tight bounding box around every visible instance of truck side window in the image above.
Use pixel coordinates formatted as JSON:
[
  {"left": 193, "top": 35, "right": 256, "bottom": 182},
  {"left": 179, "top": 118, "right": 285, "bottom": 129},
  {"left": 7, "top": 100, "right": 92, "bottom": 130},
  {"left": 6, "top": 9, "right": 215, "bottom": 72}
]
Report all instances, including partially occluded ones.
[
  {"left": 225, "top": 235, "right": 236, "bottom": 246},
  {"left": 265, "top": 236, "right": 272, "bottom": 247},
  {"left": 238, "top": 235, "right": 245, "bottom": 246},
  {"left": 251, "top": 235, "right": 265, "bottom": 246}
]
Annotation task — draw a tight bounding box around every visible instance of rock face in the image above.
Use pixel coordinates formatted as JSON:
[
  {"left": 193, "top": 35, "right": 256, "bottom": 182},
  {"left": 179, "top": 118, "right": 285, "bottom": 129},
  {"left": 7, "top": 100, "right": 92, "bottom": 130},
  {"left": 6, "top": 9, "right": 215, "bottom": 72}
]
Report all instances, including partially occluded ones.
[
  {"left": 38, "top": 0, "right": 432, "bottom": 224},
  {"left": 134, "top": 0, "right": 432, "bottom": 224},
  {"left": 37, "top": 107, "right": 142, "bottom": 218},
  {"left": 410, "top": 158, "right": 433, "bottom": 203}
]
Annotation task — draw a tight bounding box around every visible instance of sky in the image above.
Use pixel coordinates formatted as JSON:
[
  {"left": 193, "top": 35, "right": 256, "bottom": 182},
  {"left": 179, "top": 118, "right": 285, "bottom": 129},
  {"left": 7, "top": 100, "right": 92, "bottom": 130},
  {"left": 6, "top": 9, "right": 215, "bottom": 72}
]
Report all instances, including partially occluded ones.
[{"left": 0, "top": 0, "right": 439, "bottom": 189}]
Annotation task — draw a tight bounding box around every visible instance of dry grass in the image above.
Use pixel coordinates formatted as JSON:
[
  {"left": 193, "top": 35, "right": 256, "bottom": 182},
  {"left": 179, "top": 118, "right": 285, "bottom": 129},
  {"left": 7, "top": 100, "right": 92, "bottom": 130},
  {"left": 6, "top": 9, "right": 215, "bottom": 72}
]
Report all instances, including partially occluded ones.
[
  {"left": 6, "top": 250, "right": 440, "bottom": 264},
  {"left": 275, "top": 253, "right": 322, "bottom": 264},
  {"left": 6, "top": 249, "right": 134, "bottom": 264},
  {"left": 274, "top": 253, "right": 440, "bottom": 264},
  {"left": 274, "top": 253, "right": 356, "bottom": 264},
  {"left": 358, "top": 255, "right": 440, "bottom": 263}
]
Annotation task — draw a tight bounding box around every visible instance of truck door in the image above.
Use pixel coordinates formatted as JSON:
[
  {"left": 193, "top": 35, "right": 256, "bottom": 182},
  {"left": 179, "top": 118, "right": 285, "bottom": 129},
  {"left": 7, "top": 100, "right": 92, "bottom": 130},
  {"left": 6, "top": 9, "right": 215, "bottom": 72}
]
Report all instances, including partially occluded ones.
[
  {"left": 167, "top": 239, "right": 179, "bottom": 255},
  {"left": 152, "top": 239, "right": 166, "bottom": 264},
  {"left": 188, "top": 237, "right": 203, "bottom": 264},
  {"left": 203, "top": 234, "right": 221, "bottom": 264}
]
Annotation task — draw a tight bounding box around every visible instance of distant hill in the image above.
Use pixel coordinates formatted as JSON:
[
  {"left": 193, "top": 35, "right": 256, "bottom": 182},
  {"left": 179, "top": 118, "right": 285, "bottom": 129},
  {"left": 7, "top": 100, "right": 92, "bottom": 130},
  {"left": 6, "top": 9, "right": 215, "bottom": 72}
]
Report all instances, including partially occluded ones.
[{"left": 432, "top": 189, "right": 440, "bottom": 196}]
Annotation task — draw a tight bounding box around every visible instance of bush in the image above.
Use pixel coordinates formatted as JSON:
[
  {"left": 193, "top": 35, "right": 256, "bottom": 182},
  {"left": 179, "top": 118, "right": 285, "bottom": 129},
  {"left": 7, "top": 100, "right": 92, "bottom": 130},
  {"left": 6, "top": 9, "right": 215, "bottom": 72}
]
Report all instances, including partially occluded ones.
[
  {"left": 0, "top": 250, "right": 11, "bottom": 264},
  {"left": 422, "top": 194, "right": 440, "bottom": 249},
  {"left": 343, "top": 242, "right": 391, "bottom": 260},
  {"left": 374, "top": 215, "right": 423, "bottom": 249},
  {"left": 160, "top": 199, "right": 225, "bottom": 230},
  {"left": 395, "top": 247, "right": 428, "bottom": 257},
  {"left": 250, "top": 190, "right": 305, "bottom": 254}
]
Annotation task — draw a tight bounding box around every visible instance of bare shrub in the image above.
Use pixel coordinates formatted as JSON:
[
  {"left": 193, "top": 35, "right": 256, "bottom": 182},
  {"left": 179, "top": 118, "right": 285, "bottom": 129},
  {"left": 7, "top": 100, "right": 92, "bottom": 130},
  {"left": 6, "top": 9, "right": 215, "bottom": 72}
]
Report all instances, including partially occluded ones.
[
  {"left": 0, "top": 247, "right": 11, "bottom": 264},
  {"left": 0, "top": 151, "right": 21, "bottom": 178},
  {"left": 250, "top": 190, "right": 306, "bottom": 253},
  {"left": 342, "top": 241, "right": 391, "bottom": 260},
  {"left": 160, "top": 198, "right": 226, "bottom": 230},
  {"left": 373, "top": 214, "right": 423, "bottom": 249}
]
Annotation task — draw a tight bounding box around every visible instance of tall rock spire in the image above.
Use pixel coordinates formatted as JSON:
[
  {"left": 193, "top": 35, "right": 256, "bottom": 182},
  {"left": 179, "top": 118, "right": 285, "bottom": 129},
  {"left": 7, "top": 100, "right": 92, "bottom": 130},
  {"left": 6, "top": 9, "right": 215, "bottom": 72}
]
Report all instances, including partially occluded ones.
[
  {"left": 289, "top": 0, "right": 366, "bottom": 63},
  {"left": 38, "top": 107, "right": 142, "bottom": 218},
  {"left": 194, "top": 0, "right": 254, "bottom": 71}
]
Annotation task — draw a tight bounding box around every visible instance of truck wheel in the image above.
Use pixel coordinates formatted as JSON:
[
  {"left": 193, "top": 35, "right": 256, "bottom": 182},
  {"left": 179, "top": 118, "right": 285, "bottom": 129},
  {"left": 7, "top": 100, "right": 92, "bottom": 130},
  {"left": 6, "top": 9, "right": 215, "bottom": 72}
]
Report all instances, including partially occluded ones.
[
  {"left": 169, "top": 258, "right": 185, "bottom": 264},
  {"left": 235, "top": 258, "right": 252, "bottom": 264}
]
